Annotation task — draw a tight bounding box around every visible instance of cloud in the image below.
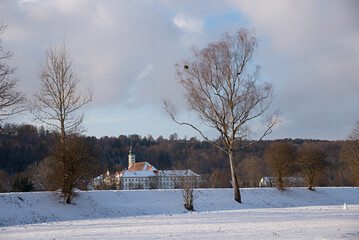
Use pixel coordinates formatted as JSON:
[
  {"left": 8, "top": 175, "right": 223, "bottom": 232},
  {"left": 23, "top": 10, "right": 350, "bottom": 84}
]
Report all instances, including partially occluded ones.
[
  {"left": 229, "top": 0, "right": 359, "bottom": 139},
  {"left": 2, "top": 0, "right": 184, "bottom": 105},
  {"left": 138, "top": 64, "right": 153, "bottom": 80},
  {"left": 173, "top": 13, "right": 204, "bottom": 33},
  {"left": 1, "top": 0, "right": 358, "bottom": 139}
]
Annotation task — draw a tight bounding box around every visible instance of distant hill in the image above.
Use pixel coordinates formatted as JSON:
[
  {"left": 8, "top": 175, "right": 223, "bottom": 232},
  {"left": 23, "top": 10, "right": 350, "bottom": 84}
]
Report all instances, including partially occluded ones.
[{"left": 0, "top": 123, "right": 353, "bottom": 190}]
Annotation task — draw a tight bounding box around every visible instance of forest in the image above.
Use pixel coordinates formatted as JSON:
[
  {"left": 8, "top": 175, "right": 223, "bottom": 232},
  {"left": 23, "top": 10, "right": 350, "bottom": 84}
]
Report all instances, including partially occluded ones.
[{"left": 0, "top": 123, "right": 354, "bottom": 193}]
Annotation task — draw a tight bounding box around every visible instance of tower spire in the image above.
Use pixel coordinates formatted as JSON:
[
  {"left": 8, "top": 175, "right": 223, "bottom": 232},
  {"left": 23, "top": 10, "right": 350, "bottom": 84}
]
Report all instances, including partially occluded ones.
[
  {"left": 128, "top": 143, "right": 135, "bottom": 168},
  {"left": 129, "top": 143, "right": 133, "bottom": 154}
]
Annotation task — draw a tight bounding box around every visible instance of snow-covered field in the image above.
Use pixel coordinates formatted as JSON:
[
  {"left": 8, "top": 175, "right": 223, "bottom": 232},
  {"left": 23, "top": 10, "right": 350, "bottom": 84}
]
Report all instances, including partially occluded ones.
[{"left": 1, "top": 188, "right": 359, "bottom": 239}]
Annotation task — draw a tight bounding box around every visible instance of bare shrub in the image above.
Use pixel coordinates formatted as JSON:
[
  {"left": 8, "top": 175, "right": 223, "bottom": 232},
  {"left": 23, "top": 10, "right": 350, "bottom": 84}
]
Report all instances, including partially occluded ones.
[{"left": 180, "top": 175, "right": 198, "bottom": 211}]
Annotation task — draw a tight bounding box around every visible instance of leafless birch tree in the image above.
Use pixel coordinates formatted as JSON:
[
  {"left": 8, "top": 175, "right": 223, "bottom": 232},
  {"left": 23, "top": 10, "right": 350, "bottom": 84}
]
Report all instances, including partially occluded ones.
[
  {"left": 31, "top": 43, "right": 91, "bottom": 144},
  {"left": 31, "top": 42, "right": 92, "bottom": 203},
  {"left": 0, "top": 23, "right": 25, "bottom": 129},
  {"left": 164, "top": 29, "right": 278, "bottom": 203}
]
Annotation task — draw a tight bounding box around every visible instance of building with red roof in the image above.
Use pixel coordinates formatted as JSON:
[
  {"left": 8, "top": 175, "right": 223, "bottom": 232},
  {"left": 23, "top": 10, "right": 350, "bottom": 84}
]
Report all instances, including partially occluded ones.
[{"left": 93, "top": 145, "right": 200, "bottom": 190}]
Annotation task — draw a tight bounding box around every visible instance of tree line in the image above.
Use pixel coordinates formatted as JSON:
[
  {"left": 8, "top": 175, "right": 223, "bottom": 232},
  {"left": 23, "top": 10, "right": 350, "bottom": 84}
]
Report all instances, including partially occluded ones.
[{"left": 0, "top": 124, "right": 357, "bottom": 192}]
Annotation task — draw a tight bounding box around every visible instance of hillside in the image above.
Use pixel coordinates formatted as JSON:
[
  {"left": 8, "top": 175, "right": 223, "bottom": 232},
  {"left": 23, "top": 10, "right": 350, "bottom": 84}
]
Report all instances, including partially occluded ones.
[{"left": 1, "top": 187, "right": 358, "bottom": 227}]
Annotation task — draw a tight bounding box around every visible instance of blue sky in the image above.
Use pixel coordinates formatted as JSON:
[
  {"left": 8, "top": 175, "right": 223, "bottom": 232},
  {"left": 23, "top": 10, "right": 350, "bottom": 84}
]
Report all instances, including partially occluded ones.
[{"left": 1, "top": 0, "right": 359, "bottom": 140}]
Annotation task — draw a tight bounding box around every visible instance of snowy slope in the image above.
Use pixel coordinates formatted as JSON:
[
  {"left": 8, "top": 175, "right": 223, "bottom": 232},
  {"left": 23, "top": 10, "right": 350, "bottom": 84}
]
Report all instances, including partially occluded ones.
[
  {"left": 4, "top": 205, "right": 359, "bottom": 240},
  {"left": 1, "top": 187, "right": 358, "bottom": 226}
]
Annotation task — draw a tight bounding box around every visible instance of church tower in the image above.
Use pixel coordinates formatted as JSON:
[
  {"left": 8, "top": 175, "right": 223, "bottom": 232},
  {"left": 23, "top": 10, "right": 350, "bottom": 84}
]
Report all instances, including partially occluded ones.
[{"left": 128, "top": 144, "right": 135, "bottom": 168}]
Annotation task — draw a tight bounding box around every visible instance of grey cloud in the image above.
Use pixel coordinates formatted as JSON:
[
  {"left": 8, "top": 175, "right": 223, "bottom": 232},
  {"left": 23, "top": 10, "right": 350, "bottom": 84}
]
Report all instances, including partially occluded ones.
[{"left": 231, "top": 0, "right": 359, "bottom": 139}]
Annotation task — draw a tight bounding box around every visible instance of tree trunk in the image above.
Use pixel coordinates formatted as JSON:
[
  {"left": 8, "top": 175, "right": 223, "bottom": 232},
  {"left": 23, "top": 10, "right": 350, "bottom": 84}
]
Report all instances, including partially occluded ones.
[
  {"left": 278, "top": 176, "right": 284, "bottom": 190},
  {"left": 66, "top": 193, "right": 71, "bottom": 204},
  {"left": 229, "top": 150, "right": 241, "bottom": 203},
  {"left": 60, "top": 118, "right": 71, "bottom": 203},
  {"left": 308, "top": 170, "right": 314, "bottom": 191}
]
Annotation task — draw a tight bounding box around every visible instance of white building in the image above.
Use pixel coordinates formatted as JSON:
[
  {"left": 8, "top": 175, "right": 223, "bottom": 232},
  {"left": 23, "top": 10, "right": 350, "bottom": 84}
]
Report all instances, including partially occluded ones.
[
  {"left": 259, "top": 176, "right": 305, "bottom": 188},
  {"left": 259, "top": 177, "right": 275, "bottom": 187},
  {"left": 93, "top": 146, "right": 200, "bottom": 190}
]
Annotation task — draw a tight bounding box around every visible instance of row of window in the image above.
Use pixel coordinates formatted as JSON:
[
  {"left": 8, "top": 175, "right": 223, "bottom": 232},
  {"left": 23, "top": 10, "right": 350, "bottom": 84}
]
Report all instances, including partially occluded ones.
[
  {"left": 122, "top": 182, "right": 175, "bottom": 187},
  {"left": 122, "top": 177, "right": 186, "bottom": 182}
]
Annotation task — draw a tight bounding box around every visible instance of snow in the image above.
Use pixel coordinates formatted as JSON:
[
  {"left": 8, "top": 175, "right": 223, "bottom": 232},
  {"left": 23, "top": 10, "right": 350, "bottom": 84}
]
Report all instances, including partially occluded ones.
[
  {"left": 141, "top": 161, "right": 155, "bottom": 171},
  {"left": 160, "top": 169, "right": 200, "bottom": 177},
  {"left": 121, "top": 170, "right": 157, "bottom": 177},
  {"left": 1, "top": 187, "right": 359, "bottom": 239}
]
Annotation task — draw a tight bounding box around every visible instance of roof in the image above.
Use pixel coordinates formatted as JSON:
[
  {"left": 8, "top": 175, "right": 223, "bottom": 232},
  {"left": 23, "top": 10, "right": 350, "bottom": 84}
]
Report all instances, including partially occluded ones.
[
  {"left": 119, "top": 169, "right": 200, "bottom": 178},
  {"left": 157, "top": 169, "right": 200, "bottom": 177},
  {"left": 97, "top": 161, "right": 200, "bottom": 179},
  {"left": 120, "top": 170, "right": 157, "bottom": 177},
  {"left": 94, "top": 175, "right": 104, "bottom": 180},
  {"left": 127, "top": 162, "right": 157, "bottom": 171},
  {"left": 261, "top": 177, "right": 274, "bottom": 182}
]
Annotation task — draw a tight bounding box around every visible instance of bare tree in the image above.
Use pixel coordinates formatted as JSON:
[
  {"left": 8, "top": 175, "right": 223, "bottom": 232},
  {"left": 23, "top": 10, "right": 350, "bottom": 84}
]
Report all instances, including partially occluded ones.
[
  {"left": 209, "top": 169, "right": 231, "bottom": 188},
  {"left": 265, "top": 142, "right": 296, "bottom": 190},
  {"left": 237, "top": 156, "right": 266, "bottom": 187},
  {"left": 298, "top": 144, "right": 327, "bottom": 190},
  {"left": 31, "top": 42, "right": 91, "bottom": 143},
  {"left": 54, "top": 135, "right": 97, "bottom": 203},
  {"left": 148, "top": 175, "right": 160, "bottom": 189},
  {"left": 26, "top": 157, "right": 59, "bottom": 191},
  {"left": 31, "top": 42, "right": 92, "bottom": 203},
  {"left": 164, "top": 29, "right": 278, "bottom": 203},
  {"left": 0, "top": 23, "right": 25, "bottom": 129},
  {"left": 0, "top": 169, "right": 11, "bottom": 192},
  {"left": 340, "top": 120, "right": 359, "bottom": 186}
]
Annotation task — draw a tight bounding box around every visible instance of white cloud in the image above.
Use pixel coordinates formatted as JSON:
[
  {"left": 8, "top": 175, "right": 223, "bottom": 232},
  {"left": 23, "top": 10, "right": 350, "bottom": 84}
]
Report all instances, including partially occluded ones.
[
  {"left": 173, "top": 13, "right": 204, "bottom": 33},
  {"left": 138, "top": 64, "right": 153, "bottom": 80}
]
